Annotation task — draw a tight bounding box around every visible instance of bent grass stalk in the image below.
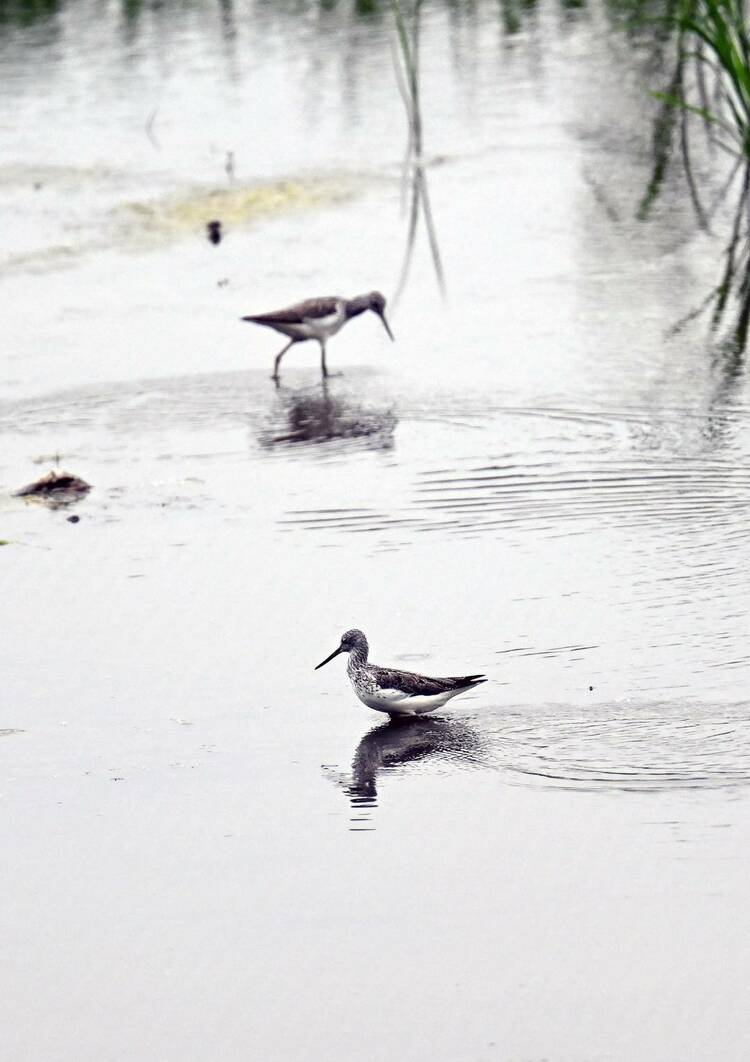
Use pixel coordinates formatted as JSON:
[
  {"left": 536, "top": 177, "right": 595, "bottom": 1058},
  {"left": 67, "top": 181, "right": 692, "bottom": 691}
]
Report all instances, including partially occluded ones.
[
  {"left": 389, "top": 0, "right": 446, "bottom": 305},
  {"left": 646, "top": 0, "right": 750, "bottom": 349}
]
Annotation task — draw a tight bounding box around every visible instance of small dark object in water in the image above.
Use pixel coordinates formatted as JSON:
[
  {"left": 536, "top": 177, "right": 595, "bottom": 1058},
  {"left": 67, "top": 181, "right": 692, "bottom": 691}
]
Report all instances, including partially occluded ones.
[
  {"left": 207, "top": 219, "right": 222, "bottom": 245},
  {"left": 67, "top": 514, "right": 80, "bottom": 524},
  {"left": 16, "top": 470, "right": 90, "bottom": 497},
  {"left": 15, "top": 470, "right": 91, "bottom": 509}
]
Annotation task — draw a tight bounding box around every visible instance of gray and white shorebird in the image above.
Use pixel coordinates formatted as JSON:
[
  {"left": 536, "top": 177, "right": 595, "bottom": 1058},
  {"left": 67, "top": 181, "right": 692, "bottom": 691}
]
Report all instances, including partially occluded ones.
[
  {"left": 241, "top": 291, "right": 394, "bottom": 381},
  {"left": 315, "top": 629, "right": 486, "bottom": 718}
]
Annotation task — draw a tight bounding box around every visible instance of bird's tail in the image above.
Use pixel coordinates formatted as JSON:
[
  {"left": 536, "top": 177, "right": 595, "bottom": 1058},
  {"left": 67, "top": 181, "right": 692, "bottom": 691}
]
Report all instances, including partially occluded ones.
[{"left": 455, "top": 674, "right": 487, "bottom": 689}]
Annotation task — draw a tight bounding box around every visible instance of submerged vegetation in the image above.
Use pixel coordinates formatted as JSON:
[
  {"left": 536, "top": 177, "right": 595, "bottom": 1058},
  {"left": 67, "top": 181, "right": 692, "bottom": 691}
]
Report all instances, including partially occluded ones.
[
  {"left": 0, "top": 0, "right": 58, "bottom": 27},
  {"left": 641, "top": 0, "right": 750, "bottom": 351}
]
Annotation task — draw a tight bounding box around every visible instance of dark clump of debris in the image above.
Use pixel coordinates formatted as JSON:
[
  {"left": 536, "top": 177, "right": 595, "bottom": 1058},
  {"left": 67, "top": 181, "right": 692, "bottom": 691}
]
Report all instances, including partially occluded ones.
[
  {"left": 206, "top": 219, "right": 222, "bottom": 245},
  {"left": 15, "top": 470, "right": 91, "bottom": 509}
]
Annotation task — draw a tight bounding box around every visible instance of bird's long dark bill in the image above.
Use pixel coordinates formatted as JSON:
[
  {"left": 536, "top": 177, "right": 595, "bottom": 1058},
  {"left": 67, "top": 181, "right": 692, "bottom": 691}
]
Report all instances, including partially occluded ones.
[
  {"left": 379, "top": 313, "right": 395, "bottom": 341},
  {"left": 314, "top": 646, "right": 344, "bottom": 670}
]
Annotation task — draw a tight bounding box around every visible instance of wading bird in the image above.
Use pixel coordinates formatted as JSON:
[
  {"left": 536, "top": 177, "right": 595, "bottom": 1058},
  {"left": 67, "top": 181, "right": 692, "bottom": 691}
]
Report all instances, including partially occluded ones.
[
  {"left": 315, "top": 629, "right": 486, "bottom": 718},
  {"left": 241, "top": 291, "right": 394, "bottom": 382}
]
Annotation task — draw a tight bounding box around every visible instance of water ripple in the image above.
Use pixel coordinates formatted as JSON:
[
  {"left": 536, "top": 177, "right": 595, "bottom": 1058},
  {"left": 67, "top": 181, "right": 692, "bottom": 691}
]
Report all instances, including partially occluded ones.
[
  {"left": 284, "top": 452, "right": 750, "bottom": 539},
  {"left": 482, "top": 701, "right": 750, "bottom": 793},
  {"left": 326, "top": 702, "right": 750, "bottom": 828}
]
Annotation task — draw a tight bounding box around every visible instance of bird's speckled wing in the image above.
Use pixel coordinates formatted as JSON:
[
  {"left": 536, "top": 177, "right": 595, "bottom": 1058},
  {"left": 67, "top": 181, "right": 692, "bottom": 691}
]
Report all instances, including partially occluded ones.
[
  {"left": 243, "top": 297, "right": 340, "bottom": 325},
  {"left": 368, "top": 665, "right": 485, "bottom": 698}
]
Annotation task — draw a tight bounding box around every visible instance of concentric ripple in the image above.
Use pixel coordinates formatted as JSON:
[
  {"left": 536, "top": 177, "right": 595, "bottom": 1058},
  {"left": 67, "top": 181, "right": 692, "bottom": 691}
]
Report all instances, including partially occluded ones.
[
  {"left": 481, "top": 700, "right": 750, "bottom": 792},
  {"left": 326, "top": 702, "right": 750, "bottom": 827}
]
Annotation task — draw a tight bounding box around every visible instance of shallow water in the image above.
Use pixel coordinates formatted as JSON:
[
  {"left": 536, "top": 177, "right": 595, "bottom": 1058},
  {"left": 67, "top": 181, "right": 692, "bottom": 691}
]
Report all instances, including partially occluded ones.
[{"left": 2, "top": 2, "right": 750, "bottom": 1060}]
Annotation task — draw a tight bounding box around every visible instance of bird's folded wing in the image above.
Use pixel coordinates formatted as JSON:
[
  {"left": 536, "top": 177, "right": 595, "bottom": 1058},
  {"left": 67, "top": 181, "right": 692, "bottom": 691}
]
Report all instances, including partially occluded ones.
[
  {"left": 370, "top": 667, "right": 452, "bottom": 697},
  {"left": 250, "top": 297, "right": 339, "bottom": 324}
]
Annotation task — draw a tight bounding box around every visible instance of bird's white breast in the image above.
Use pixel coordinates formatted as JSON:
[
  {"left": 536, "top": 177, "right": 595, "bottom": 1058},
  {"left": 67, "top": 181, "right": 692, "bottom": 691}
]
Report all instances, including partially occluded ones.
[
  {"left": 355, "top": 687, "right": 455, "bottom": 716},
  {"left": 301, "top": 303, "right": 346, "bottom": 341}
]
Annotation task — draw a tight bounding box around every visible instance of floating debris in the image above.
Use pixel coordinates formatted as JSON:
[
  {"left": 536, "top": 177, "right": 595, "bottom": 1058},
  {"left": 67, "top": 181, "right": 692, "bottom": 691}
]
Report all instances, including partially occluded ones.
[
  {"left": 206, "top": 219, "right": 222, "bottom": 245},
  {"left": 15, "top": 470, "right": 91, "bottom": 509}
]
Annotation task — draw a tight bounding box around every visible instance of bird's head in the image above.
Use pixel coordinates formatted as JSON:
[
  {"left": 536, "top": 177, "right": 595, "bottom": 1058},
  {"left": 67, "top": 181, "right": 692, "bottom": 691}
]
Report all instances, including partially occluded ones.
[
  {"left": 314, "top": 628, "right": 369, "bottom": 670},
  {"left": 348, "top": 291, "right": 394, "bottom": 341},
  {"left": 365, "top": 291, "right": 394, "bottom": 341}
]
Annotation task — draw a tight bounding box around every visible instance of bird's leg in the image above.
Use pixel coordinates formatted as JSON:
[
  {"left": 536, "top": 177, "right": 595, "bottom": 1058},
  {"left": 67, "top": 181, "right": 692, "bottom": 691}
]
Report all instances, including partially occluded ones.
[
  {"left": 272, "top": 339, "right": 295, "bottom": 382},
  {"left": 320, "top": 340, "right": 342, "bottom": 378}
]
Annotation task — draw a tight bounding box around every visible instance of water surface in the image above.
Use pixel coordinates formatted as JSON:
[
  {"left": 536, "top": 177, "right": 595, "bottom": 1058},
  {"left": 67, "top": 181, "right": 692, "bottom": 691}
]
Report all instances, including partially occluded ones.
[{"left": 2, "top": 2, "right": 750, "bottom": 1060}]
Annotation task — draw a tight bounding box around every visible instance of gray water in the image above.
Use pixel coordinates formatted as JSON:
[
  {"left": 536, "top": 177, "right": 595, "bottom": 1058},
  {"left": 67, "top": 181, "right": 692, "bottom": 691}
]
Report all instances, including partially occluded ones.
[{"left": 2, "top": 2, "right": 750, "bottom": 1060}]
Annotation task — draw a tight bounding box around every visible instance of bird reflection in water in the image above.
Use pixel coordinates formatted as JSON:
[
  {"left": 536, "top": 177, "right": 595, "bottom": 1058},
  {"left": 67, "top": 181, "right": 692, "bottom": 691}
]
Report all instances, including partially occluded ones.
[
  {"left": 259, "top": 378, "right": 396, "bottom": 451},
  {"left": 326, "top": 716, "right": 485, "bottom": 830}
]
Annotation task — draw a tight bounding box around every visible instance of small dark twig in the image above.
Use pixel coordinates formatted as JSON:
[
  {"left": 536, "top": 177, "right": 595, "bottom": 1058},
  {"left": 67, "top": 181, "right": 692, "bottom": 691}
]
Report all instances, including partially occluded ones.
[{"left": 145, "top": 107, "right": 160, "bottom": 151}]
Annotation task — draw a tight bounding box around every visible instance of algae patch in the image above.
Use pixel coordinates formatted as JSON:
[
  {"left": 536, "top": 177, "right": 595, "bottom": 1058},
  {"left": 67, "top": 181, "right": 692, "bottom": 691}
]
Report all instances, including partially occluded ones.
[{"left": 121, "top": 176, "right": 356, "bottom": 244}]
